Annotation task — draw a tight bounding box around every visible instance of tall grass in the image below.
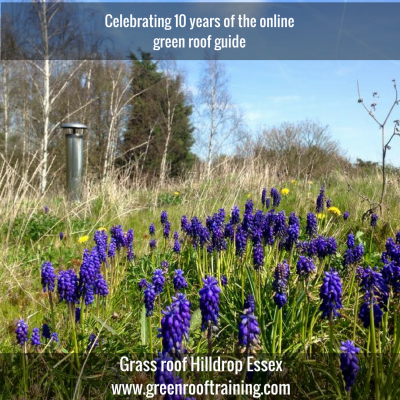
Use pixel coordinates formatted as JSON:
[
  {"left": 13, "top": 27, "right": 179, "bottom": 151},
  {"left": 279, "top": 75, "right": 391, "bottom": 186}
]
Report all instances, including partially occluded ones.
[{"left": 1, "top": 157, "right": 400, "bottom": 399}]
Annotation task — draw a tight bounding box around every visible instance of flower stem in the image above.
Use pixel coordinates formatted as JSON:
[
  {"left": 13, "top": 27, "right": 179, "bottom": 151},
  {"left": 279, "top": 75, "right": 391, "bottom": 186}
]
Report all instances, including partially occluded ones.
[
  {"left": 69, "top": 304, "right": 81, "bottom": 370},
  {"left": 49, "top": 291, "right": 55, "bottom": 333},
  {"left": 278, "top": 307, "right": 283, "bottom": 354},
  {"left": 22, "top": 344, "right": 27, "bottom": 396},
  {"left": 369, "top": 295, "right": 380, "bottom": 400},
  {"left": 149, "top": 317, "right": 153, "bottom": 360}
]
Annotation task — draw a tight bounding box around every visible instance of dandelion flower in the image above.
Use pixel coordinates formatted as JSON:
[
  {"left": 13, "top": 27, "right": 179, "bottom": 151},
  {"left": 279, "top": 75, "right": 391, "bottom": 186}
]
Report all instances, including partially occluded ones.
[
  {"left": 281, "top": 188, "right": 290, "bottom": 196},
  {"left": 328, "top": 206, "right": 341, "bottom": 216},
  {"left": 78, "top": 235, "right": 89, "bottom": 244},
  {"left": 317, "top": 213, "right": 326, "bottom": 220},
  {"left": 174, "top": 191, "right": 180, "bottom": 196}
]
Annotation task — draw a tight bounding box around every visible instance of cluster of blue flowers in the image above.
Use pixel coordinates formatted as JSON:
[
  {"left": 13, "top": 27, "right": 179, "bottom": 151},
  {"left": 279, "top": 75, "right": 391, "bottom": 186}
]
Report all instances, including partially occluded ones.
[
  {"left": 37, "top": 227, "right": 131, "bottom": 341},
  {"left": 15, "top": 320, "right": 59, "bottom": 348},
  {"left": 271, "top": 187, "right": 281, "bottom": 207},
  {"left": 370, "top": 213, "right": 378, "bottom": 227},
  {"left": 158, "top": 293, "right": 191, "bottom": 356},
  {"left": 297, "top": 235, "right": 337, "bottom": 259},
  {"left": 173, "top": 269, "right": 187, "bottom": 291},
  {"left": 381, "top": 236, "right": 400, "bottom": 296},
  {"left": 305, "top": 212, "right": 318, "bottom": 237},
  {"left": 340, "top": 340, "right": 360, "bottom": 391},
  {"left": 15, "top": 319, "right": 29, "bottom": 346},
  {"left": 316, "top": 186, "right": 325, "bottom": 213},
  {"left": 87, "top": 333, "right": 99, "bottom": 351},
  {"left": 238, "top": 310, "right": 260, "bottom": 349},
  {"left": 343, "top": 234, "right": 364, "bottom": 266},
  {"left": 144, "top": 284, "right": 157, "bottom": 317},
  {"left": 358, "top": 266, "right": 388, "bottom": 328},
  {"left": 273, "top": 261, "right": 290, "bottom": 308},
  {"left": 57, "top": 269, "right": 80, "bottom": 304},
  {"left": 110, "top": 226, "right": 135, "bottom": 261},
  {"left": 283, "top": 212, "right": 300, "bottom": 250},
  {"left": 154, "top": 353, "right": 184, "bottom": 400},
  {"left": 319, "top": 269, "right": 343, "bottom": 319},
  {"left": 199, "top": 276, "right": 221, "bottom": 331},
  {"left": 94, "top": 230, "right": 108, "bottom": 264},
  {"left": 31, "top": 327, "right": 41, "bottom": 346},
  {"left": 173, "top": 231, "right": 181, "bottom": 254},
  {"left": 153, "top": 269, "right": 165, "bottom": 295},
  {"left": 244, "top": 293, "right": 255, "bottom": 313},
  {"left": 41, "top": 261, "right": 56, "bottom": 293},
  {"left": 296, "top": 256, "right": 316, "bottom": 278}
]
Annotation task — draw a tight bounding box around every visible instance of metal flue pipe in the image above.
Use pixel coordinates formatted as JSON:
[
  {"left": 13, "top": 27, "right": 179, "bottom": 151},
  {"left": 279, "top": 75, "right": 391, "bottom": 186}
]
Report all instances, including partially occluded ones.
[{"left": 61, "top": 123, "right": 87, "bottom": 201}]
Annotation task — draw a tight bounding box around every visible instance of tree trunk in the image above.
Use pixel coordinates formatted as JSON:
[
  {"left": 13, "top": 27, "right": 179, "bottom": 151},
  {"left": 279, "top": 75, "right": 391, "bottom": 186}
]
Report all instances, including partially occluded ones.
[
  {"left": 2, "top": 64, "right": 9, "bottom": 160},
  {"left": 206, "top": 69, "right": 216, "bottom": 178},
  {"left": 41, "top": 57, "right": 50, "bottom": 194},
  {"left": 159, "top": 123, "right": 171, "bottom": 187}
]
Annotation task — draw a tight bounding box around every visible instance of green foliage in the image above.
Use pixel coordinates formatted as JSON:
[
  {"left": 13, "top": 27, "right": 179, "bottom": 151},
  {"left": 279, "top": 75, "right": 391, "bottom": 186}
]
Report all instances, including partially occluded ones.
[
  {"left": 7, "top": 212, "right": 60, "bottom": 242},
  {"left": 121, "top": 51, "right": 195, "bottom": 179},
  {"left": 2, "top": 177, "right": 400, "bottom": 398},
  {"left": 157, "top": 191, "right": 182, "bottom": 206}
]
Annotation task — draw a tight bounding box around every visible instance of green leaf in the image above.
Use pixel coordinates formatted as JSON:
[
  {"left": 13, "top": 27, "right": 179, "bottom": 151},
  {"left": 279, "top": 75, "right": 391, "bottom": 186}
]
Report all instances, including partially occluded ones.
[
  {"left": 190, "top": 308, "right": 202, "bottom": 332},
  {"left": 141, "top": 305, "right": 149, "bottom": 346},
  {"left": 93, "top": 316, "right": 117, "bottom": 335}
]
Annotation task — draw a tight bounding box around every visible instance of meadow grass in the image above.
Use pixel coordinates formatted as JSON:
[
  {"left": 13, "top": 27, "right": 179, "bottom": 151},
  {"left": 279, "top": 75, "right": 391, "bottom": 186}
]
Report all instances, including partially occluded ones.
[{"left": 1, "top": 165, "right": 400, "bottom": 399}]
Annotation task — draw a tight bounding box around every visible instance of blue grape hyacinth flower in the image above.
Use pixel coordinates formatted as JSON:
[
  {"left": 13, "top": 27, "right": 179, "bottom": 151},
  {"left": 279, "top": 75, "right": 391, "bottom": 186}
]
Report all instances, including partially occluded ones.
[
  {"left": 244, "top": 293, "right": 255, "bottom": 313},
  {"left": 152, "top": 269, "right": 165, "bottom": 295},
  {"left": 41, "top": 261, "right": 56, "bottom": 293},
  {"left": 238, "top": 312, "right": 260, "bottom": 348},
  {"left": 173, "top": 269, "right": 188, "bottom": 291},
  {"left": 31, "top": 327, "right": 41, "bottom": 346},
  {"left": 144, "top": 284, "right": 156, "bottom": 317},
  {"left": 306, "top": 212, "right": 318, "bottom": 237},
  {"left": 15, "top": 319, "right": 29, "bottom": 346},
  {"left": 319, "top": 269, "right": 343, "bottom": 320},
  {"left": 273, "top": 261, "right": 290, "bottom": 308},
  {"left": 340, "top": 340, "right": 360, "bottom": 391},
  {"left": 271, "top": 187, "right": 281, "bottom": 207},
  {"left": 57, "top": 269, "right": 79, "bottom": 304},
  {"left": 296, "top": 256, "right": 316, "bottom": 278},
  {"left": 316, "top": 186, "right": 325, "bottom": 213},
  {"left": 199, "top": 276, "right": 221, "bottom": 331}
]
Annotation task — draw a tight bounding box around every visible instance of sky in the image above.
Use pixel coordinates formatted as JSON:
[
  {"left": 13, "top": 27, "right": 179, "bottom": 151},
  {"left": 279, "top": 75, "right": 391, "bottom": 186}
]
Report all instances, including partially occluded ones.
[
  {"left": 181, "top": 59, "right": 400, "bottom": 165},
  {"left": 1, "top": 0, "right": 399, "bottom": 165}
]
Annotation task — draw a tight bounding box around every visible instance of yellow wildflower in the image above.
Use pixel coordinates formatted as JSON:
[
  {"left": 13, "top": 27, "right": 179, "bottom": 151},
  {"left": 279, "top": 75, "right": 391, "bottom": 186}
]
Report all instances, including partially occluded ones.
[
  {"left": 174, "top": 191, "right": 180, "bottom": 196},
  {"left": 97, "top": 227, "right": 107, "bottom": 232},
  {"left": 247, "top": 193, "right": 252, "bottom": 198},
  {"left": 317, "top": 213, "right": 326, "bottom": 220},
  {"left": 328, "top": 206, "right": 341, "bottom": 216},
  {"left": 78, "top": 235, "right": 89, "bottom": 244},
  {"left": 281, "top": 188, "right": 290, "bottom": 196},
  {"left": 290, "top": 179, "right": 297, "bottom": 185}
]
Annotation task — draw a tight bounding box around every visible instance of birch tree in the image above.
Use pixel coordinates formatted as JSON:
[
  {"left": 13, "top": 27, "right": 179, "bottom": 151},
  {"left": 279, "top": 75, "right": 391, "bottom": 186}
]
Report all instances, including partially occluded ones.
[
  {"left": 102, "top": 61, "right": 149, "bottom": 179},
  {"left": 1, "top": 63, "right": 10, "bottom": 159},
  {"left": 27, "top": 1, "right": 94, "bottom": 193},
  {"left": 196, "top": 57, "right": 243, "bottom": 178},
  {"left": 158, "top": 60, "right": 181, "bottom": 186}
]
